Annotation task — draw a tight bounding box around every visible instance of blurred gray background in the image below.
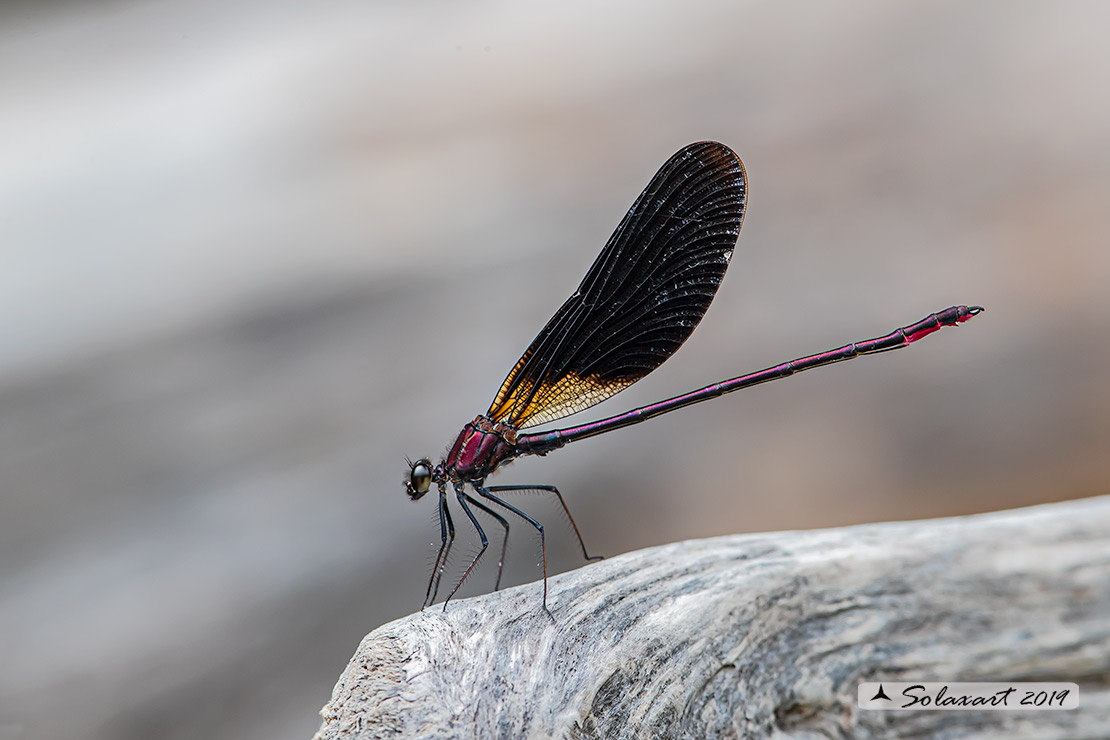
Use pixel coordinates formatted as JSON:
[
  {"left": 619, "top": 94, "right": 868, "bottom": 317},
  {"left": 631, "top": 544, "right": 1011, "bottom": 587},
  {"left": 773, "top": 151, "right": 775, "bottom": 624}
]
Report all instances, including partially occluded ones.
[{"left": 2, "top": 1, "right": 1108, "bottom": 739}]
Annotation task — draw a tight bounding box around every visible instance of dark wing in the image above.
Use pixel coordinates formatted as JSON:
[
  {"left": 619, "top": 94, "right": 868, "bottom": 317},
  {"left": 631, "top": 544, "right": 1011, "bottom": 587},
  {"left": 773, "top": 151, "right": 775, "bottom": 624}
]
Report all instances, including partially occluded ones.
[{"left": 487, "top": 141, "right": 747, "bottom": 429}]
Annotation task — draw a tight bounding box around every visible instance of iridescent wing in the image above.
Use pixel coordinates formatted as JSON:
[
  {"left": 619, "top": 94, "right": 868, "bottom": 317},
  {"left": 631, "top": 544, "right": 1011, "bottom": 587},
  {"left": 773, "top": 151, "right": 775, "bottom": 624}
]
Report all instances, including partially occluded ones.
[{"left": 487, "top": 141, "right": 747, "bottom": 429}]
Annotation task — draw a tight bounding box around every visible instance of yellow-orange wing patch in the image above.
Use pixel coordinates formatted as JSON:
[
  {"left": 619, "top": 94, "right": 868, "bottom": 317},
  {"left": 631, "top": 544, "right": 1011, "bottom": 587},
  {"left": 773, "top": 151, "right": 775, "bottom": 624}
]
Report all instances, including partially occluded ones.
[{"left": 489, "top": 366, "right": 636, "bottom": 429}]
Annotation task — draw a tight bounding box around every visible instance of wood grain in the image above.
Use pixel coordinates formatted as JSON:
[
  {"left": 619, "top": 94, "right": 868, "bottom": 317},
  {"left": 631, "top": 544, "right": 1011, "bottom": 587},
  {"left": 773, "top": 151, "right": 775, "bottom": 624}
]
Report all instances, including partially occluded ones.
[{"left": 315, "top": 497, "right": 1110, "bottom": 739}]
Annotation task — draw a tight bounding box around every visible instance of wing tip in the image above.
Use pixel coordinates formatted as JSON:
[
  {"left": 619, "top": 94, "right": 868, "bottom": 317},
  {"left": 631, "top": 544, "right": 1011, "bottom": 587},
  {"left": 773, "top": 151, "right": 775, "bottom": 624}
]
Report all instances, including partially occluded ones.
[{"left": 684, "top": 141, "right": 745, "bottom": 172}]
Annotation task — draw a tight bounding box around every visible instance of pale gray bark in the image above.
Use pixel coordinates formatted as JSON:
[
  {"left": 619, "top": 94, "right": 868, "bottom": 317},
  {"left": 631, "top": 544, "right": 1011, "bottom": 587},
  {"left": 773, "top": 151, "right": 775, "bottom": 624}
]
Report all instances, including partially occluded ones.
[{"left": 314, "top": 497, "right": 1110, "bottom": 740}]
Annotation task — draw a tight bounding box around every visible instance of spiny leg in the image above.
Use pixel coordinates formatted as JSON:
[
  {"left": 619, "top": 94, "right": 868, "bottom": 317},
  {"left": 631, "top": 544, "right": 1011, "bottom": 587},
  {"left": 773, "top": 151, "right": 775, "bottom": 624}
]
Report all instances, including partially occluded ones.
[
  {"left": 423, "top": 485, "right": 455, "bottom": 609},
  {"left": 477, "top": 486, "right": 551, "bottom": 615},
  {"left": 485, "top": 484, "right": 602, "bottom": 563},
  {"left": 461, "top": 493, "right": 510, "bottom": 592},
  {"left": 442, "top": 485, "right": 489, "bottom": 611}
]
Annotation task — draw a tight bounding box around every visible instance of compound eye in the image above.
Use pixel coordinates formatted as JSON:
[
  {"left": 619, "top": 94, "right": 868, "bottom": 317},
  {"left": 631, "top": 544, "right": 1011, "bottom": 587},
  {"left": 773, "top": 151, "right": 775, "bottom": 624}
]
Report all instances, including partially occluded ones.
[{"left": 409, "top": 459, "right": 433, "bottom": 496}]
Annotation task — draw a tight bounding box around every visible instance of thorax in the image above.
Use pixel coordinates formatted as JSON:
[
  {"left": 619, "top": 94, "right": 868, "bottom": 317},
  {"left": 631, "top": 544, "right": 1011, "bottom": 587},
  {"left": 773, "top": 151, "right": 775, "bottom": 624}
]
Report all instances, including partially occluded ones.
[{"left": 443, "top": 415, "right": 518, "bottom": 482}]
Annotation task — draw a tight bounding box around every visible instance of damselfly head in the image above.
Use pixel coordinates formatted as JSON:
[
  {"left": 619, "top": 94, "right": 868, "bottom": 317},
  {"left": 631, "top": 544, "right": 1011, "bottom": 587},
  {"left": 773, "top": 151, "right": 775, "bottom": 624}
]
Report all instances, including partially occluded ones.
[{"left": 405, "top": 457, "right": 434, "bottom": 500}]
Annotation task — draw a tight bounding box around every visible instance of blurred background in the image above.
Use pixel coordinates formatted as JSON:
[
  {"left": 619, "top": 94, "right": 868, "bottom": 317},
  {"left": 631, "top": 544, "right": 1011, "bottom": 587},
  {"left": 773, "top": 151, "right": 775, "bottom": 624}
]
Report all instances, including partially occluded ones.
[{"left": 2, "top": 1, "right": 1108, "bottom": 738}]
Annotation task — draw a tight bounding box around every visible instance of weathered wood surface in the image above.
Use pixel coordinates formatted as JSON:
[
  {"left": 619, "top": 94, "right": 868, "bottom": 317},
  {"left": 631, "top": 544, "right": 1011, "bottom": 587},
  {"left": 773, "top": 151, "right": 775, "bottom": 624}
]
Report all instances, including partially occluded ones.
[{"left": 315, "top": 497, "right": 1110, "bottom": 739}]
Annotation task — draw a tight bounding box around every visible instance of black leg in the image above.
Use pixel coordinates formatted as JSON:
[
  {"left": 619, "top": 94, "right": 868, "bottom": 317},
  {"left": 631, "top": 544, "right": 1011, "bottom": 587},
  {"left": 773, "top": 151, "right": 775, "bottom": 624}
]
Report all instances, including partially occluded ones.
[
  {"left": 442, "top": 485, "right": 489, "bottom": 611},
  {"left": 476, "top": 486, "right": 552, "bottom": 616},
  {"left": 461, "top": 493, "right": 510, "bottom": 592},
  {"left": 423, "top": 485, "right": 455, "bottom": 610},
  {"left": 485, "top": 484, "right": 603, "bottom": 563}
]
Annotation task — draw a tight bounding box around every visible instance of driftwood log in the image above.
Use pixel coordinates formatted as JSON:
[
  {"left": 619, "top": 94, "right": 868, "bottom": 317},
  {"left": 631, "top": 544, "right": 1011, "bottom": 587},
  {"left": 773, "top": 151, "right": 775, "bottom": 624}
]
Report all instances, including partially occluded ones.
[{"left": 314, "top": 497, "right": 1110, "bottom": 739}]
